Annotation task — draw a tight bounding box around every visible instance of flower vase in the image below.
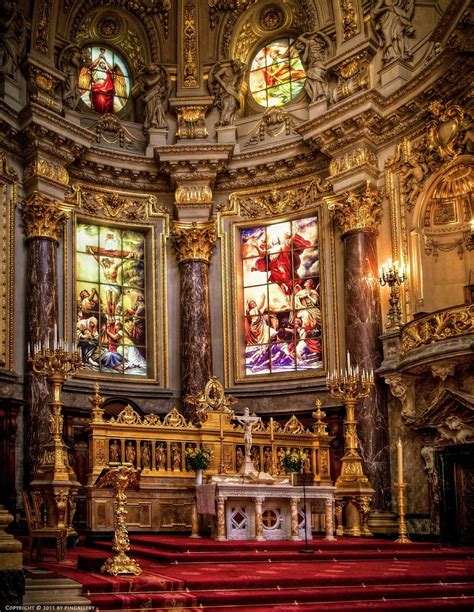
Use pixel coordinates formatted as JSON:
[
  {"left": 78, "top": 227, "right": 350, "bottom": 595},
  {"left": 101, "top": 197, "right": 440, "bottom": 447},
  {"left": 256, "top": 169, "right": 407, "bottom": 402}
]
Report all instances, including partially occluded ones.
[{"left": 195, "top": 469, "right": 203, "bottom": 486}]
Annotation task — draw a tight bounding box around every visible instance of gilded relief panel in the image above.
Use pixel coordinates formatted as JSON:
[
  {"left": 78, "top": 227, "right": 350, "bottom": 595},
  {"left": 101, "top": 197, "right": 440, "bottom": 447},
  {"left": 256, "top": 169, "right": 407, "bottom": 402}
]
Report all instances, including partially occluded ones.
[{"left": 0, "top": 153, "right": 16, "bottom": 371}]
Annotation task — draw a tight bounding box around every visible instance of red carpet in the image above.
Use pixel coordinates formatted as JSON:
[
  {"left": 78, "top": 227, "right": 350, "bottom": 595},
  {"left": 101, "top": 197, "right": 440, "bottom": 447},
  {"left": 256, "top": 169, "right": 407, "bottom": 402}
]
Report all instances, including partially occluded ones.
[{"left": 24, "top": 535, "right": 474, "bottom": 610}]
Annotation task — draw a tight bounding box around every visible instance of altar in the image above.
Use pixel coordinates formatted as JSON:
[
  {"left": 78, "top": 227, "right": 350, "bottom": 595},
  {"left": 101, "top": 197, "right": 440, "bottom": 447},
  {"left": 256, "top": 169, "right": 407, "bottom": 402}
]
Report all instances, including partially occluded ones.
[{"left": 195, "top": 480, "right": 336, "bottom": 542}]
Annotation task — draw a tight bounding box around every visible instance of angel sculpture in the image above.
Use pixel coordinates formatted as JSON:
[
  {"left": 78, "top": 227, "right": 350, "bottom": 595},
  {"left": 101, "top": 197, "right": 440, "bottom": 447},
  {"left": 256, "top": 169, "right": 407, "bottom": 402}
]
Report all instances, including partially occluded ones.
[
  {"left": 133, "top": 63, "right": 171, "bottom": 131},
  {"left": 79, "top": 48, "right": 128, "bottom": 115},
  {"left": 208, "top": 60, "right": 247, "bottom": 127},
  {"left": 372, "top": 0, "right": 415, "bottom": 64},
  {"left": 294, "top": 30, "right": 331, "bottom": 103},
  {"left": 59, "top": 44, "right": 86, "bottom": 110}
]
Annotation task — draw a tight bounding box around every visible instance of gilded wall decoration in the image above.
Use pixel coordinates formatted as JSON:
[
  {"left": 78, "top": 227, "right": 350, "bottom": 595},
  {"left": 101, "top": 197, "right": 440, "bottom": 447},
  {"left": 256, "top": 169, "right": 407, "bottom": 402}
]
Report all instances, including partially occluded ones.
[
  {"left": 332, "top": 52, "right": 370, "bottom": 104},
  {"left": 93, "top": 114, "right": 139, "bottom": 150},
  {"left": 242, "top": 107, "right": 299, "bottom": 148},
  {"left": 227, "top": 178, "right": 330, "bottom": 219},
  {"left": 171, "top": 221, "right": 217, "bottom": 264},
  {"left": 175, "top": 184, "right": 213, "bottom": 205},
  {"left": 401, "top": 304, "right": 474, "bottom": 354},
  {"left": 20, "top": 192, "right": 69, "bottom": 243},
  {"left": 326, "top": 182, "right": 382, "bottom": 234},
  {"left": 182, "top": 0, "right": 199, "bottom": 89},
  {"left": 329, "top": 145, "right": 378, "bottom": 178},
  {"left": 26, "top": 64, "right": 62, "bottom": 112},
  {"left": 35, "top": 0, "right": 52, "bottom": 55},
  {"left": 341, "top": 0, "right": 358, "bottom": 40},
  {"left": 65, "top": 183, "right": 164, "bottom": 221},
  {"left": 175, "top": 106, "right": 208, "bottom": 139},
  {"left": 23, "top": 157, "right": 69, "bottom": 187},
  {"left": 0, "top": 153, "right": 16, "bottom": 370},
  {"left": 233, "top": 21, "right": 258, "bottom": 63},
  {"left": 259, "top": 5, "right": 284, "bottom": 30}
]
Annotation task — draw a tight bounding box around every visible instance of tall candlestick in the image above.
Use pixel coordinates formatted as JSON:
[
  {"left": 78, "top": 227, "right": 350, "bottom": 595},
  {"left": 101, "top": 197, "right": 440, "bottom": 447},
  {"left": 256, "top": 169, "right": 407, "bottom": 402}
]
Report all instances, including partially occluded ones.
[{"left": 397, "top": 438, "right": 404, "bottom": 485}]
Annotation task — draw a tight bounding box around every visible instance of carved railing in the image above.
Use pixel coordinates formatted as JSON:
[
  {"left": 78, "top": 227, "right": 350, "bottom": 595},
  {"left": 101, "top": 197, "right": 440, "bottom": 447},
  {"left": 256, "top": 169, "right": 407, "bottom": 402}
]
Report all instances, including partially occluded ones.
[{"left": 401, "top": 304, "right": 474, "bottom": 354}]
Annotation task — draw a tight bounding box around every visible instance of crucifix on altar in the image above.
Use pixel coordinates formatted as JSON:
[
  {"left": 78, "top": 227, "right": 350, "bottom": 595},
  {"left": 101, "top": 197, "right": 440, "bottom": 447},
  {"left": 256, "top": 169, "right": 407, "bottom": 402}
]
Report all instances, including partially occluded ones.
[{"left": 234, "top": 407, "right": 262, "bottom": 476}]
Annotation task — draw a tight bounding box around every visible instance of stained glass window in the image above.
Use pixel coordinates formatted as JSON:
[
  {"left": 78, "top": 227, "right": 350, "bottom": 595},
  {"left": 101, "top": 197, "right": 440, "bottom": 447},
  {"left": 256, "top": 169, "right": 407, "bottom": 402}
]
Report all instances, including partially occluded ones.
[
  {"left": 78, "top": 47, "right": 131, "bottom": 115},
  {"left": 249, "top": 38, "right": 306, "bottom": 108},
  {"left": 75, "top": 223, "right": 147, "bottom": 377},
  {"left": 241, "top": 216, "right": 322, "bottom": 376}
]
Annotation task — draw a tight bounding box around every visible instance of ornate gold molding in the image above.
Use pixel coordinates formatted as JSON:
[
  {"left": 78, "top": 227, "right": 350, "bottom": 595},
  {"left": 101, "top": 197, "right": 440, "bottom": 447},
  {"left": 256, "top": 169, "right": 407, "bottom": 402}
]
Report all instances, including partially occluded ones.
[
  {"left": 171, "top": 220, "right": 217, "bottom": 264},
  {"left": 24, "top": 157, "right": 69, "bottom": 187},
  {"left": 26, "top": 63, "right": 61, "bottom": 112},
  {"left": 326, "top": 181, "right": 383, "bottom": 235},
  {"left": 228, "top": 178, "right": 331, "bottom": 219},
  {"left": 341, "top": 0, "right": 358, "bottom": 40},
  {"left": 175, "top": 184, "right": 213, "bottom": 205},
  {"left": 65, "top": 183, "right": 166, "bottom": 220},
  {"left": 175, "top": 106, "right": 208, "bottom": 139},
  {"left": 329, "top": 145, "right": 378, "bottom": 178},
  {"left": 332, "top": 52, "right": 370, "bottom": 104},
  {"left": 35, "top": 0, "right": 52, "bottom": 54},
  {"left": 0, "top": 153, "right": 16, "bottom": 370},
  {"left": 401, "top": 304, "right": 474, "bottom": 354},
  {"left": 182, "top": 0, "right": 199, "bottom": 88},
  {"left": 20, "top": 192, "right": 69, "bottom": 242}
]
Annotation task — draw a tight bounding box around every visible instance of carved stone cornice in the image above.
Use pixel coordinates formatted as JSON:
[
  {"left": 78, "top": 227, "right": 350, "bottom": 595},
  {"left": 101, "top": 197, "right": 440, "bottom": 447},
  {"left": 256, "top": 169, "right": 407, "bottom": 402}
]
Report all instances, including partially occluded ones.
[
  {"left": 155, "top": 143, "right": 233, "bottom": 178},
  {"left": 329, "top": 144, "right": 378, "bottom": 179},
  {"left": 20, "top": 192, "right": 69, "bottom": 242},
  {"left": 326, "top": 181, "right": 383, "bottom": 235},
  {"left": 171, "top": 220, "right": 217, "bottom": 264}
]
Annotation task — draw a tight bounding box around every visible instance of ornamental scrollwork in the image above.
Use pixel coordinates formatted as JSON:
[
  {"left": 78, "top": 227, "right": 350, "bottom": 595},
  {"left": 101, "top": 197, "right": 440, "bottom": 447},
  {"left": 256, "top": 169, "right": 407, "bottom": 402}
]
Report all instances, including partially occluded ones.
[
  {"left": 282, "top": 415, "right": 306, "bottom": 434},
  {"left": 183, "top": 0, "right": 198, "bottom": 89},
  {"left": 401, "top": 304, "right": 474, "bottom": 354}
]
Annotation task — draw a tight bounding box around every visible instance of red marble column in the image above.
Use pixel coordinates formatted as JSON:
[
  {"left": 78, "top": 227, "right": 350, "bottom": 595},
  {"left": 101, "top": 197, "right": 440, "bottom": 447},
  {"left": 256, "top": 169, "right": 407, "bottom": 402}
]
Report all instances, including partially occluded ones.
[
  {"left": 343, "top": 229, "right": 391, "bottom": 512},
  {"left": 171, "top": 221, "right": 216, "bottom": 419},
  {"left": 329, "top": 184, "right": 392, "bottom": 514},
  {"left": 21, "top": 194, "right": 68, "bottom": 481}
]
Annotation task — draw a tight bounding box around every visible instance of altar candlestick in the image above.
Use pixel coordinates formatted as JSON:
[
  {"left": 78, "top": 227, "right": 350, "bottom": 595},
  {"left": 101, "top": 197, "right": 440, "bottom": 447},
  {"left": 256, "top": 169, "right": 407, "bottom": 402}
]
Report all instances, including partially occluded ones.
[{"left": 397, "top": 438, "right": 404, "bottom": 485}]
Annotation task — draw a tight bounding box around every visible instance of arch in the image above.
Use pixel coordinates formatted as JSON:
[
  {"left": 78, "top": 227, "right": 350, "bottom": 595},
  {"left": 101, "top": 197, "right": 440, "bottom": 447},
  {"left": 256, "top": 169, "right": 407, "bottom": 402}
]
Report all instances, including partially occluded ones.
[{"left": 409, "top": 157, "right": 473, "bottom": 313}]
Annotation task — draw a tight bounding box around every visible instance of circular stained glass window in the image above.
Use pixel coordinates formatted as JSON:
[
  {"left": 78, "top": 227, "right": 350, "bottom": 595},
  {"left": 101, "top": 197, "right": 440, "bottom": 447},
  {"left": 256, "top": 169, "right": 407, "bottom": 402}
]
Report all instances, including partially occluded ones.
[
  {"left": 79, "top": 46, "right": 131, "bottom": 115},
  {"left": 249, "top": 38, "right": 306, "bottom": 108}
]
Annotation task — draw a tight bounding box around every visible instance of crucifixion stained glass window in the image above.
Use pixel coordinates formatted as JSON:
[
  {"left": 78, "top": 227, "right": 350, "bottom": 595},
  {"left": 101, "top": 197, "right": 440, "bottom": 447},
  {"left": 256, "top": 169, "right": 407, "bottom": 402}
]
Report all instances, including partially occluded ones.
[
  {"left": 249, "top": 38, "right": 306, "bottom": 108},
  {"left": 75, "top": 223, "right": 147, "bottom": 377},
  {"left": 241, "top": 216, "right": 322, "bottom": 376}
]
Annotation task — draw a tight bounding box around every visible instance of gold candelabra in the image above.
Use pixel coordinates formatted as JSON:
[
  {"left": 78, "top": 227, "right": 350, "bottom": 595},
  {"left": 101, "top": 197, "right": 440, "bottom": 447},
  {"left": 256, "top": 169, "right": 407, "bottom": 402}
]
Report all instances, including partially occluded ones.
[
  {"left": 97, "top": 466, "right": 142, "bottom": 576},
  {"left": 29, "top": 334, "right": 82, "bottom": 533},
  {"left": 327, "top": 353, "right": 375, "bottom": 536},
  {"left": 379, "top": 259, "right": 406, "bottom": 330},
  {"left": 394, "top": 438, "right": 412, "bottom": 544}
]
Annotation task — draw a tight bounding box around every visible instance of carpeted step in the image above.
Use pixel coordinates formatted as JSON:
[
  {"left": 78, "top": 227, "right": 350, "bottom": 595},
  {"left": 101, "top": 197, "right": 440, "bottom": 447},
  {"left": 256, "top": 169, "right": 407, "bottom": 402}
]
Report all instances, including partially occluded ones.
[{"left": 191, "top": 581, "right": 474, "bottom": 607}]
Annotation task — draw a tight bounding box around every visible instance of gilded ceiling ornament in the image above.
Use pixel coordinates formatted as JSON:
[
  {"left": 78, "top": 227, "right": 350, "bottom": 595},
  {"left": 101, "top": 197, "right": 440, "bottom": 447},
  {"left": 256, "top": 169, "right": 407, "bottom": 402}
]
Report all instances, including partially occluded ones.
[
  {"left": 326, "top": 181, "right": 383, "bottom": 234},
  {"left": 23, "top": 157, "right": 69, "bottom": 187},
  {"left": 259, "top": 5, "right": 284, "bottom": 30},
  {"left": 341, "top": 0, "right": 358, "bottom": 40},
  {"left": 233, "top": 21, "right": 258, "bottom": 63},
  {"left": 20, "top": 193, "right": 69, "bottom": 242},
  {"left": 401, "top": 304, "right": 474, "bottom": 354},
  {"left": 171, "top": 220, "right": 217, "bottom": 264}
]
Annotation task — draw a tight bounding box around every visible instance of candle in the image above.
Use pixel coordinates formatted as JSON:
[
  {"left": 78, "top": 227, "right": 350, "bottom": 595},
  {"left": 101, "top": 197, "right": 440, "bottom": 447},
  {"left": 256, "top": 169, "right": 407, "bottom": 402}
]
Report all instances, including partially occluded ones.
[
  {"left": 397, "top": 438, "right": 404, "bottom": 485},
  {"left": 219, "top": 413, "right": 223, "bottom": 438},
  {"left": 54, "top": 323, "right": 57, "bottom": 342},
  {"left": 270, "top": 417, "right": 274, "bottom": 442}
]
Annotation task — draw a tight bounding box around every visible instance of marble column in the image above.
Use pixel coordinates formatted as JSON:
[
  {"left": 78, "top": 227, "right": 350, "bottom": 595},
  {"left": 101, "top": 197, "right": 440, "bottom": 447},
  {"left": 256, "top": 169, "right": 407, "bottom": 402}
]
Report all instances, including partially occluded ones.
[
  {"left": 254, "top": 496, "right": 264, "bottom": 541},
  {"left": 328, "top": 183, "right": 392, "bottom": 514},
  {"left": 21, "top": 193, "right": 68, "bottom": 481},
  {"left": 171, "top": 221, "right": 216, "bottom": 419}
]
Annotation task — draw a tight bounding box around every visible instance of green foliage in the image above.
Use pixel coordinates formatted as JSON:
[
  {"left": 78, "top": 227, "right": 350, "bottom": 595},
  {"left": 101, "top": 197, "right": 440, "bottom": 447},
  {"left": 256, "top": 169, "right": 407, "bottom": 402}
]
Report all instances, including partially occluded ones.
[
  {"left": 282, "top": 449, "right": 307, "bottom": 473},
  {"left": 185, "top": 447, "right": 213, "bottom": 471}
]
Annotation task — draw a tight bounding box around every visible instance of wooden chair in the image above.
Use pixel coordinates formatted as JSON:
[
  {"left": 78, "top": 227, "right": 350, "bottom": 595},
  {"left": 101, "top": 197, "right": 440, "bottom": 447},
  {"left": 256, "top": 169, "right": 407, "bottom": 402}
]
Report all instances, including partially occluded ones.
[{"left": 22, "top": 491, "right": 67, "bottom": 562}]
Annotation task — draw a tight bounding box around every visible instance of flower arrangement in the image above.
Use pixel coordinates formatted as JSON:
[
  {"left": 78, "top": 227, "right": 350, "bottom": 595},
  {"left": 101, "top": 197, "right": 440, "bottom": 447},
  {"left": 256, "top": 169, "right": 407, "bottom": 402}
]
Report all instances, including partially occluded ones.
[
  {"left": 282, "top": 449, "right": 307, "bottom": 473},
  {"left": 185, "top": 446, "right": 213, "bottom": 472}
]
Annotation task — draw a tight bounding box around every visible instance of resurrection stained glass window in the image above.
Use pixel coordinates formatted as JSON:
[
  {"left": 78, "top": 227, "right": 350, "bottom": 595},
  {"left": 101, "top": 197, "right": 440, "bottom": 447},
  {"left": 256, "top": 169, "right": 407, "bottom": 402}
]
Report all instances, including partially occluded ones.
[
  {"left": 249, "top": 38, "right": 306, "bottom": 108},
  {"left": 76, "top": 223, "right": 147, "bottom": 377},
  {"left": 78, "top": 46, "right": 131, "bottom": 114},
  {"left": 241, "top": 216, "right": 322, "bottom": 376}
]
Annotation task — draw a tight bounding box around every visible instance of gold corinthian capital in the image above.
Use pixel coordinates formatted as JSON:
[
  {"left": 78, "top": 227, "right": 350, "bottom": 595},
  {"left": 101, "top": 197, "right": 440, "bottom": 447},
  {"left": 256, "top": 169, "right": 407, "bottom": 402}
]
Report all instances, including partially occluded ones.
[
  {"left": 326, "top": 181, "right": 383, "bottom": 235},
  {"left": 20, "top": 192, "right": 69, "bottom": 242},
  {"left": 171, "top": 220, "right": 217, "bottom": 264}
]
